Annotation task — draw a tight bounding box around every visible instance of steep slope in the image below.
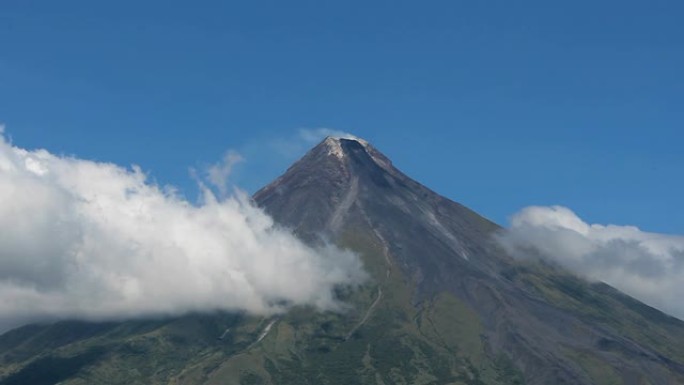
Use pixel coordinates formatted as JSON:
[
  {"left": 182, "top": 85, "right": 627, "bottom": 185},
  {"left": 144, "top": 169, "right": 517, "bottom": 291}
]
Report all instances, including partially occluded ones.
[
  {"left": 254, "top": 137, "right": 504, "bottom": 284},
  {"left": 254, "top": 137, "right": 684, "bottom": 384},
  {"left": 2, "top": 137, "right": 684, "bottom": 385}
]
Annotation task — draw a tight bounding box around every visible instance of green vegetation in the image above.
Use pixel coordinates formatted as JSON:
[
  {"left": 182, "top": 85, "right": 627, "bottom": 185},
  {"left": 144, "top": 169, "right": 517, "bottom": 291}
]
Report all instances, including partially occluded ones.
[
  {"left": 0, "top": 347, "right": 106, "bottom": 385},
  {"left": 0, "top": 226, "right": 519, "bottom": 385},
  {"left": 493, "top": 354, "right": 525, "bottom": 385},
  {"left": 566, "top": 349, "right": 621, "bottom": 385},
  {"left": 2, "top": 230, "right": 684, "bottom": 384}
]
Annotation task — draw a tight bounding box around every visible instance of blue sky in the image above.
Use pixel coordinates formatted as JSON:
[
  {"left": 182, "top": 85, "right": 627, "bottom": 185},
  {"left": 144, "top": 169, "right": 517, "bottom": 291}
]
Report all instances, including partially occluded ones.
[{"left": 1, "top": 0, "right": 683, "bottom": 233}]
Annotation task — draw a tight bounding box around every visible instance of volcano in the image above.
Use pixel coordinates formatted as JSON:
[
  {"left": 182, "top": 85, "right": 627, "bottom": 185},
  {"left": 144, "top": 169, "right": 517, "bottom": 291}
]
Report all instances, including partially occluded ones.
[{"left": 2, "top": 137, "right": 684, "bottom": 385}]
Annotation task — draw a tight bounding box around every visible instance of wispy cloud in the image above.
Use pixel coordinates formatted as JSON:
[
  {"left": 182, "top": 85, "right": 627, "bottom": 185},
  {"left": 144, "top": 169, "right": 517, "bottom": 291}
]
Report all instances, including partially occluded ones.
[
  {"left": 497, "top": 205, "right": 684, "bottom": 319},
  {"left": 207, "top": 150, "right": 244, "bottom": 197},
  {"left": 0, "top": 130, "right": 365, "bottom": 331},
  {"left": 264, "top": 128, "right": 360, "bottom": 160},
  {"left": 298, "top": 128, "right": 360, "bottom": 144},
  {"left": 226, "top": 128, "right": 361, "bottom": 192}
]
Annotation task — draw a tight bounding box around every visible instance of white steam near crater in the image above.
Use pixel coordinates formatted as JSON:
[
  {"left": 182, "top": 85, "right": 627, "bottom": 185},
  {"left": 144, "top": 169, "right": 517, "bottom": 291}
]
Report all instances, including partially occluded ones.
[
  {"left": 0, "top": 132, "right": 365, "bottom": 331},
  {"left": 298, "top": 127, "right": 362, "bottom": 143},
  {"left": 498, "top": 205, "right": 684, "bottom": 319}
]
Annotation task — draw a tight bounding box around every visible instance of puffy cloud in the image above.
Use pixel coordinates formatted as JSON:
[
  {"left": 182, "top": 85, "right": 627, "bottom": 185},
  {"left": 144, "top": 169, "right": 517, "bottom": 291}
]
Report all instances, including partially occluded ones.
[
  {"left": 0, "top": 133, "right": 365, "bottom": 331},
  {"left": 498, "top": 205, "right": 684, "bottom": 319}
]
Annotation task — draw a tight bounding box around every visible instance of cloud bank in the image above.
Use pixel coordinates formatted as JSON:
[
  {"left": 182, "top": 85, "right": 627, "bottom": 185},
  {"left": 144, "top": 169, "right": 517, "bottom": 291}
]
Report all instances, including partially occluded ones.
[
  {"left": 0, "top": 133, "right": 365, "bottom": 330},
  {"left": 498, "top": 205, "right": 684, "bottom": 319}
]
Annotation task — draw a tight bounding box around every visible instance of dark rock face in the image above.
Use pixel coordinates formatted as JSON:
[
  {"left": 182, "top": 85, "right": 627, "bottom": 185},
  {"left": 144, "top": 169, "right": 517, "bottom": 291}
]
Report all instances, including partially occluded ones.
[{"left": 255, "top": 137, "right": 684, "bottom": 385}]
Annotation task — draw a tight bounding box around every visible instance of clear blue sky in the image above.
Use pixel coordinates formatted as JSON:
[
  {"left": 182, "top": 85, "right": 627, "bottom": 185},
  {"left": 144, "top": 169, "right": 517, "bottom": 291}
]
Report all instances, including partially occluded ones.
[{"left": 1, "top": 0, "right": 682, "bottom": 233}]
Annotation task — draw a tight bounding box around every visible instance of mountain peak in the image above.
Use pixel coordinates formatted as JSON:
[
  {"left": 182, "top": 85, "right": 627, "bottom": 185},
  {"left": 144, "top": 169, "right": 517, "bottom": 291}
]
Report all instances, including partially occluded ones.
[
  {"left": 254, "top": 135, "right": 502, "bottom": 277},
  {"left": 315, "top": 136, "right": 393, "bottom": 173},
  {"left": 322, "top": 136, "right": 346, "bottom": 159},
  {"left": 321, "top": 136, "right": 368, "bottom": 159}
]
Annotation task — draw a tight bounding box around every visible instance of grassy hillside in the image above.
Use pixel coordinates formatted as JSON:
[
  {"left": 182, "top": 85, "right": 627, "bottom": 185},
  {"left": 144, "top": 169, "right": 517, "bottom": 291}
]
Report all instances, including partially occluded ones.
[
  {"left": 1, "top": 229, "right": 683, "bottom": 384},
  {"left": 0, "top": 229, "right": 524, "bottom": 385}
]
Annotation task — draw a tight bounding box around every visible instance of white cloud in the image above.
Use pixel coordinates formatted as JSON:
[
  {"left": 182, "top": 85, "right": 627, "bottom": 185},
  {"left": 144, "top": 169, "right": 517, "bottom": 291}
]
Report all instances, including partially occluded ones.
[
  {"left": 207, "top": 150, "right": 244, "bottom": 197},
  {"left": 0, "top": 132, "right": 365, "bottom": 331},
  {"left": 298, "top": 128, "right": 360, "bottom": 144},
  {"left": 266, "top": 128, "right": 360, "bottom": 160},
  {"left": 498, "top": 205, "right": 684, "bottom": 319}
]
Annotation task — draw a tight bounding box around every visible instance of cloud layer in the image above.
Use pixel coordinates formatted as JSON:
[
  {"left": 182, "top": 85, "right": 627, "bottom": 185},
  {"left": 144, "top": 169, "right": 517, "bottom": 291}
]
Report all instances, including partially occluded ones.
[
  {"left": 498, "top": 205, "right": 684, "bottom": 319},
  {"left": 0, "top": 133, "right": 365, "bottom": 330}
]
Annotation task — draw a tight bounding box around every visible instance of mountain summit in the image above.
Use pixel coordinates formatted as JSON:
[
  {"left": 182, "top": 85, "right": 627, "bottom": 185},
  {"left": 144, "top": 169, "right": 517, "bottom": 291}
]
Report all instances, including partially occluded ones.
[
  {"left": 255, "top": 137, "right": 503, "bottom": 294},
  {"left": 2, "top": 137, "right": 684, "bottom": 385}
]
